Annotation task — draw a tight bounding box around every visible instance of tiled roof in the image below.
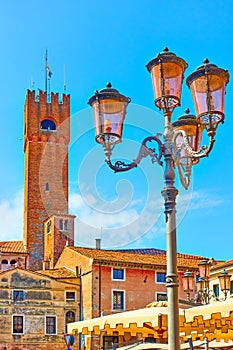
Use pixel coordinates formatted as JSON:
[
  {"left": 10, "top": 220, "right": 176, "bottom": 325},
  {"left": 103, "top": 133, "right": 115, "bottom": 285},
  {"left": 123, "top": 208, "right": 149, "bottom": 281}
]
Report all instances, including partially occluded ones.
[
  {"left": 69, "top": 247, "right": 206, "bottom": 269},
  {"left": 37, "top": 267, "right": 76, "bottom": 279},
  {"left": 0, "top": 241, "right": 27, "bottom": 254},
  {"left": 118, "top": 248, "right": 166, "bottom": 255}
]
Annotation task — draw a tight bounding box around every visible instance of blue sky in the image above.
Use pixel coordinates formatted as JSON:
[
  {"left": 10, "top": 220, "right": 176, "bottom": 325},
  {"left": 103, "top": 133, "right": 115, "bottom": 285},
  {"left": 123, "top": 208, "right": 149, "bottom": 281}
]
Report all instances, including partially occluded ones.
[{"left": 0, "top": 0, "right": 232, "bottom": 261}]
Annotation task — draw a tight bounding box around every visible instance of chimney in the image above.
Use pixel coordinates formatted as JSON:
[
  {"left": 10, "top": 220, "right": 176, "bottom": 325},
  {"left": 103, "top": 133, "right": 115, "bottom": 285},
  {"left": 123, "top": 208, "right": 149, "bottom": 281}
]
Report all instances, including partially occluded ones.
[
  {"left": 95, "top": 238, "right": 101, "bottom": 250},
  {"left": 76, "top": 266, "right": 82, "bottom": 277}
]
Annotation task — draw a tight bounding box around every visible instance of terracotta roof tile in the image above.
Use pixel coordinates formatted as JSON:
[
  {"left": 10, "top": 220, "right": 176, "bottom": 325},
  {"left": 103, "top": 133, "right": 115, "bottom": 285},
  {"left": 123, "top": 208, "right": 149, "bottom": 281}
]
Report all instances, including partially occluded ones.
[
  {"left": 69, "top": 247, "right": 206, "bottom": 269},
  {"left": 0, "top": 241, "right": 27, "bottom": 254},
  {"left": 37, "top": 267, "right": 76, "bottom": 278}
]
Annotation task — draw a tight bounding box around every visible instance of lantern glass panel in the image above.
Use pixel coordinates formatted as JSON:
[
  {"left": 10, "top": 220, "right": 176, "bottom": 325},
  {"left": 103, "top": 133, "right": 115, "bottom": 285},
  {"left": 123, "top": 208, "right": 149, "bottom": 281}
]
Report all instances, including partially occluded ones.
[
  {"left": 219, "top": 273, "right": 231, "bottom": 291},
  {"left": 182, "top": 273, "right": 194, "bottom": 292},
  {"left": 150, "top": 61, "right": 184, "bottom": 102},
  {"left": 92, "top": 99, "right": 127, "bottom": 145},
  {"left": 198, "top": 261, "right": 210, "bottom": 279},
  {"left": 189, "top": 74, "right": 226, "bottom": 117},
  {"left": 196, "top": 278, "right": 204, "bottom": 291}
]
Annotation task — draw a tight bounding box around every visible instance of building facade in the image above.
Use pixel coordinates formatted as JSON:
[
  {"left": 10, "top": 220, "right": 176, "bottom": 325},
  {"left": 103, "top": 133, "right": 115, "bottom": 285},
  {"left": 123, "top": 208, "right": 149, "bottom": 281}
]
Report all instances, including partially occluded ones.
[{"left": 0, "top": 267, "right": 80, "bottom": 350}]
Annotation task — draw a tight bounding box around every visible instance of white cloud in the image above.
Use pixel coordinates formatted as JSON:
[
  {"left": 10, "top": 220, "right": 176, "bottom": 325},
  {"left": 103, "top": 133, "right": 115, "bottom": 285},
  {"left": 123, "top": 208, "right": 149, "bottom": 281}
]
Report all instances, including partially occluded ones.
[
  {"left": 187, "top": 190, "right": 224, "bottom": 211},
  {"left": 0, "top": 187, "right": 225, "bottom": 248},
  {"left": 69, "top": 187, "right": 226, "bottom": 249},
  {"left": 0, "top": 189, "right": 23, "bottom": 241}
]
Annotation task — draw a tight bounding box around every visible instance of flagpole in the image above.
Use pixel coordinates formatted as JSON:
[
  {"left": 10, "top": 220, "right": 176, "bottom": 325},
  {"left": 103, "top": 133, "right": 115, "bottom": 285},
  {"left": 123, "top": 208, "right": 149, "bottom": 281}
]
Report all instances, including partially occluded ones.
[{"left": 45, "top": 49, "right": 48, "bottom": 93}]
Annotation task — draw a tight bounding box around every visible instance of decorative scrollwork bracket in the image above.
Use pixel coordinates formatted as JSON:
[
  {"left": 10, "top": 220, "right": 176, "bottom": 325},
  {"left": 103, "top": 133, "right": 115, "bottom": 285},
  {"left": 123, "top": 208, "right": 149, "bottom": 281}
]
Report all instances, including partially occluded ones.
[{"left": 105, "top": 134, "right": 164, "bottom": 173}]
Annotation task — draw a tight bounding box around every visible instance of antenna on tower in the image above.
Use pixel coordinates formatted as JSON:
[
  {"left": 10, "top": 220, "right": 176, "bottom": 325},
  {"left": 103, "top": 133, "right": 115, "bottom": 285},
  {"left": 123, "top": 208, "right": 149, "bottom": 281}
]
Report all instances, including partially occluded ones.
[{"left": 63, "top": 64, "right": 67, "bottom": 93}]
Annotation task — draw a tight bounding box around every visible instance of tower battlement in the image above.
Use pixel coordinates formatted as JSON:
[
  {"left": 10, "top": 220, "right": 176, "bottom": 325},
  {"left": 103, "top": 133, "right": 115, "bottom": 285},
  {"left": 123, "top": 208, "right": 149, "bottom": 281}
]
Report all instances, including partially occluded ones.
[{"left": 25, "top": 89, "right": 70, "bottom": 116}]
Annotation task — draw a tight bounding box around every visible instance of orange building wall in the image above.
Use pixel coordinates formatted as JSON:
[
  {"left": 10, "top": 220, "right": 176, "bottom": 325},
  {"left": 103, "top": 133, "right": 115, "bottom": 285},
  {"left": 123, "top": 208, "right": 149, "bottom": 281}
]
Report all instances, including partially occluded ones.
[{"left": 92, "top": 265, "right": 167, "bottom": 317}]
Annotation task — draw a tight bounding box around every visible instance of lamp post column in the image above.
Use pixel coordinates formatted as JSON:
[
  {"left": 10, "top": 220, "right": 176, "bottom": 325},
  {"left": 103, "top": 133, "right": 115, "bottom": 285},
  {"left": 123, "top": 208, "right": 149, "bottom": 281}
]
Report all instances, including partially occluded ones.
[{"left": 161, "top": 111, "right": 180, "bottom": 350}]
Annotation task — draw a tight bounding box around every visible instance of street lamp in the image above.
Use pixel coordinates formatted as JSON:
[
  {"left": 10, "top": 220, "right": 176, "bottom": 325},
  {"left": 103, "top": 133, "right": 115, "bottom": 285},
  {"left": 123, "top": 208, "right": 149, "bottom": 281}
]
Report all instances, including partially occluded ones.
[
  {"left": 182, "top": 260, "right": 232, "bottom": 304},
  {"left": 218, "top": 269, "right": 232, "bottom": 300},
  {"left": 88, "top": 48, "right": 229, "bottom": 350}
]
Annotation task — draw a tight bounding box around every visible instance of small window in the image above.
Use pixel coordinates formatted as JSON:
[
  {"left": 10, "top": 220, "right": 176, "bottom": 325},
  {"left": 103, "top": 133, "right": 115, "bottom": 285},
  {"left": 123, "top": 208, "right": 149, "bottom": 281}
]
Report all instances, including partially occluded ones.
[
  {"left": 156, "top": 292, "right": 167, "bottom": 302},
  {"left": 10, "top": 260, "right": 17, "bottom": 266},
  {"left": 12, "top": 315, "right": 24, "bottom": 334},
  {"left": 64, "top": 220, "right": 68, "bottom": 231},
  {"left": 213, "top": 284, "right": 220, "bottom": 298},
  {"left": 230, "top": 281, "right": 233, "bottom": 295},
  {"left": 45, "top": 316, "right": 56, "bottom": 335},
  {"left": 112, "top": 268, "right": 124, "bottom": 280},
  {"left": 1, "top": 260, "right": 8, "bottom": 271},
  {"left": 41, "top": 119, "right": 56, "bottom": 131},
  {"left": 59, "top": 219, "right": 63, "bottom": 230},
  {"left": 103, "top": 336, "right": 119, "bottom": 350},
  {"left": 156, "top": 272, "right": 166, "bottom": 283},
  {"left": 47, "top": 220, "right": 51, "bottom": 233},
  {"left": 112, "top": 290, "right": 124, "bottom": 310},
  {"left": 66, "top": 291, "right": 75, "bottom": 301},
  {"left": 59, "top": 219, "right": 68, "bottom": 231},
  {"left": 65, "top": 311, "right": 75, "bottom": 332},
  {"left": 45, "top": 183, "right": 49, "bottom": 191},
  {"left": 13, "top": 290, "right": 24, "bottom": 302}
]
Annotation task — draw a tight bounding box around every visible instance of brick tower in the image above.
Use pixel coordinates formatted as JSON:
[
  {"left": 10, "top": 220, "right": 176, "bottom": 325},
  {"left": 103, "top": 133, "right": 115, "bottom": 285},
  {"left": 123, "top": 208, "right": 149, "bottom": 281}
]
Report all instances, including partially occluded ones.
[{"left": 23, "top": 90, "right": 74, "bottom": 270}]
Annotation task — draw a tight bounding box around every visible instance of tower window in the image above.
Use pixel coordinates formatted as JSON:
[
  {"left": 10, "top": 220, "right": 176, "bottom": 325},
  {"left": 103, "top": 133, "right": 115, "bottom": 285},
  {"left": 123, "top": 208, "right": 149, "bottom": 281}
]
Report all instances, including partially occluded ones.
[
  {"left": 59, "top": 219, "right": 68, "bottom": 231},
  {"left": 45, "top": 183, "right": 49, "bottom": 191},
  {"left": 40, "top": 119, "right": 56, "bottom": 131},
  {"left": 47, "top": 220, "right": 51, "bottom": 233}
]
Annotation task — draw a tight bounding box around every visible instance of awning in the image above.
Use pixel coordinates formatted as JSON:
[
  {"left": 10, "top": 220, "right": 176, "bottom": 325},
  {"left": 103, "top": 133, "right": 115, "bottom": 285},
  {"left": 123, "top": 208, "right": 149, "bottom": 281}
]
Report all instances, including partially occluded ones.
[
  {"left": 180, "top": 299, "right": 233, "bottom": 342},
  {"left": 68, "top": 302, "right": 185, "bottom": 338},
  {"left": 116, "top": 339, "right": 233, "bottom": 349},
  {"left": 68, "top": 299, "right": 233, "bottom": 342}
]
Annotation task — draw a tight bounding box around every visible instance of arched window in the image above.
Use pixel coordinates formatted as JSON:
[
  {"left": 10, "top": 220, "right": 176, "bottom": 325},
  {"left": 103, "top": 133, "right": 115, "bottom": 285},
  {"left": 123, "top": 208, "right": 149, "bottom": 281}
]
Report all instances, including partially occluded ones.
[
  {"left": 65, "top": 311, "right": 75, "bottom": 332},
  {"left": 10, "top": 259, "right": 17, "bottom": 266},
  {"left": 40, "top": 119, "right": 56, "bottom": 131},
  {"left": 1, "top": 260, "right": 8, "bottom": 270}
]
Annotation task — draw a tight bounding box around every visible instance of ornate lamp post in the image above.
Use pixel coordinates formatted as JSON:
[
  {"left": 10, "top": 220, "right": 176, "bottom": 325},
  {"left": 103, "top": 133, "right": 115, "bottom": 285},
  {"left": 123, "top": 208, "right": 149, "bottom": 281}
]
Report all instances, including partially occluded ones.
[{"left": 88, "top": 48, "right": 229, "bottom": 350}]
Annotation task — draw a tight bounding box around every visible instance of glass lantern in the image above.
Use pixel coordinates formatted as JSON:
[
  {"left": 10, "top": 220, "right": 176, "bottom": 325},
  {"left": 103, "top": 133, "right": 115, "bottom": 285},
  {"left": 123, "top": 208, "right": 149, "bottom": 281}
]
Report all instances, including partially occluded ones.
[
  {"left": 198, "top": 259, "right": 211, "bottom": 279},
  {"left": 146, "top": 47, "right": 187, "bottom": 111},
  {"left": 182, "top": 271, "right": 194, "bottom": 292},
  {"left": 172, "top": 109, "right": 204, "bottom": 165},
  {"left": 88, "top": 83, "right": 131, "bottom": 147},
  {"left": 218, "top": 270, "right": 232, "bottom": 293},
  {"left": 186, "top": 59, "right": 229, "bottom": 131}
]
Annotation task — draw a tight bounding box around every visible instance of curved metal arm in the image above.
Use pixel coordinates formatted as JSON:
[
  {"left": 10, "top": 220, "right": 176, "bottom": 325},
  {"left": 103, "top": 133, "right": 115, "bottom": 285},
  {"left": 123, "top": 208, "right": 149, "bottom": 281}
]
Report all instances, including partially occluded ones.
[
  {"left": 173, "top": 129, "right": 215, "bottom": 160},
  {"left": 105, "top": 135, "right": 164, "bottom": 173},
  {"left": 175, "top": 159, "right": 192, "bottom": 190}
]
